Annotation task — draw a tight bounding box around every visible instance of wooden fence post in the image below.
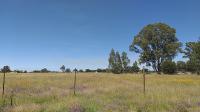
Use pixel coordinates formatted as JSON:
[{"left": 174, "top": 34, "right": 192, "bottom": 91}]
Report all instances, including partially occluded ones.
[
  {"left": 143, "top": 67, "right": 146, "bottom": 95},
  {"left": 10, "top": 90, "right": 14, "bottom": 106},
  {"left": 73, "top": 68, "right": 77, "bottom": 96},
  {"left": 2, "top": 72, "right": 6, "bottom": 98}
]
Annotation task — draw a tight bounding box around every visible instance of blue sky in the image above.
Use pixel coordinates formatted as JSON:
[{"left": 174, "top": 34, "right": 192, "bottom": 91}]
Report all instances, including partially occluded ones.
[{"left": 0, "top": 0, "right": 199, "bottom": 71}]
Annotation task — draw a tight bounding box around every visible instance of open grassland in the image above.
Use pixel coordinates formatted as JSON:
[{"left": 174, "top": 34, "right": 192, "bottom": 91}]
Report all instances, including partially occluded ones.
[{"left": 0, "top": 73, "right": 200, "bottom": 112}]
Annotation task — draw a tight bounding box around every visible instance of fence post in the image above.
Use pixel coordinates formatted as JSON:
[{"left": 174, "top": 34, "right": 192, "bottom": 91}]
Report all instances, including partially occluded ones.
[
  {"left": 10, "top": 90, "right": 14, "bottom": 106},
  {"left": 143, "top": 67, "right": 146, "bottom": 95},
  {"left": 73, "top": 68, "right": 77, "bottom": 96},
  {"left": 2, "top": 72, "right": 5, "bottom": 98}
]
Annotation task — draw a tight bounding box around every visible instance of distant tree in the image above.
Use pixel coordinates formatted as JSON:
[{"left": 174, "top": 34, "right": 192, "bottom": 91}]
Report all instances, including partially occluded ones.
[
  {"left": 73, "top": 68, "right": 78, "bottom": 72},
  {"left": 60, "top": 65, "right": 66, "bottom": 73},
  {"left": 108, "top": 49, "right": 127, "bottom": 74},
  {"left": 97, "top": 68, "right": 106, "bottom": 73},
  {"left": 176, "top": 61, "right": 186, "bottom": 72},
  {"left": 108, "top": 48, "right": 116, "bottom": 70},
  {"left": 24, "top": 70, "right": 27, "bottom": 73},
  {"left": 112, "top": 51, "right": 123, "bottom": 74},
  {"left": 85, "top": 69, "right": 92, "bottom": 72},
  {"left": 41, "top": 68, "right": 49, "bottom": 73},
  {"left": 132, "top": 61, "right": 140, "bottom": 73},
  {"left": 14, "top": 70, "right": 23, "bottom": 73},
  {"left": 1, "top": 66, "right": 11, "bottom": 73},
  {"left": 130, "top": 23, "right": 181, "bottom": 73},
  {"left": 32, "top": 70, "right": 40, "bottom": 73},
  {"left": 65, "top": 68, "right": 71, "bottom": 73},
  {"left": 1, "top": 66, "right": 11, "bottom": 98},
  {"left": 79, "top": 69, "right": 84, "bottom": 72},
  {"left": 121, "top": 51, "right": 130, "bottom": 72},
  {"left": 161, "top": 60, "right": 177, "bottom": 74}
]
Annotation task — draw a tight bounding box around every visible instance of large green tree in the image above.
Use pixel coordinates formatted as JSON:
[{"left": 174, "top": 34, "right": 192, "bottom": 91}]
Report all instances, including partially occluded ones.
[
  {"left": 130, "top": 23, "right": 181, "bottom": 73},
  {"left": 183, "top": 41, "right": 200, "bottom": 74},
  {"left": 121, "top": 51, "right": 130, "bottom": 72}
]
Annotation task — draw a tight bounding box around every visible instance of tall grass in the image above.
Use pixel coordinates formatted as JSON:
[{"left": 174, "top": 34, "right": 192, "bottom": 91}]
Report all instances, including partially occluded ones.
[{"left": 0, "top": 73, "right": 200, "bottom": 112}]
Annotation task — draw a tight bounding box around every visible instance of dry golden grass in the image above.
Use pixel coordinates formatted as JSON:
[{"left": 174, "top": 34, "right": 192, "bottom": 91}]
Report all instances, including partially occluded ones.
[{"left": 0, "top": 73, "right": 200, "bottom": 112}]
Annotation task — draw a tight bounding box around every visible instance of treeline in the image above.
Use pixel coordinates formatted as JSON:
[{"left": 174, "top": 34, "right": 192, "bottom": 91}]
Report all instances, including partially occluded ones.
[
  {"left": 0, "top": 67, "right": 109, "bottom": 73},
  {"left": 109, "top": 23, "right": 200, "bottom": 75}
]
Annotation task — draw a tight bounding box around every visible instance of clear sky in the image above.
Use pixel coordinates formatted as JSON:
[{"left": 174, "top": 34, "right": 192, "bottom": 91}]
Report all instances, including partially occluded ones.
[{"left": 0, "top": 0, "right": 199, "bottom": 71}]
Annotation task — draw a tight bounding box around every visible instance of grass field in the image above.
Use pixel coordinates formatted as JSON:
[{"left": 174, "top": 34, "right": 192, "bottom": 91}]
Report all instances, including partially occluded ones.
[{"left": 0, "top": 73, "right": 200, "bottom": 112}]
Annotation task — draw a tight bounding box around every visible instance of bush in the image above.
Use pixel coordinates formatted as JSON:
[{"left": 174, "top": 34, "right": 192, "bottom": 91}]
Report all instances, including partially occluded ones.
[{"left": 161, "top": 60, "right": 177, "bottom": 74}]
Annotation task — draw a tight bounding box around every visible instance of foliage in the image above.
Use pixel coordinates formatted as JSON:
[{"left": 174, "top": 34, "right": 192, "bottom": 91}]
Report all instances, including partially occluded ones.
[
  {"left": 41, "top": 68, "right": 49, "bottom": 73},
  {"left": 176, "top": 61, "right": 186, "bottom": 72},
  {"left": 183, "top": 41, "right": 200, "bottom": 74},
  {"left": 108, "top": 49, "right": 126, "bottom": 74},
  {"left": 65, "top": 68, "right": 71, "bottom": 73},
  {"left": 161, "top": 60, "right": 177, "bottom": 74},
  {"left": 108, "top": 48, "right": 115, "bottom": 70},
  {"left": 60, "top": 65, "right": 66, "bottom": 72},
  {"left": 1, "top": 66, "right": 11, "bottom": 73},
  {"left": 96, "top": 68, "right": 106, "bottom": 72},
  {"left": 73, "top": 68, "right": 78, "bottom": 72},
  {"left": 130, "top": 23, "right": 181, "bottom": 73},
  {"left": 121, "top": 51, "right": 130, "bottom": 72},
  {"left": 85, "top": 69, "right": 96, "bottom": 72},
  {"left": 14, "top": 70, "right": 26, "bottom": 73},
  {"left": 132, "top": 61, "right": 140, "bottom": 73},
  {"left": 185, "top": 60, "right": 196, "bottom": 73},
  {"left": 113, "top": 51, "right": 123, "bottom": 74}
]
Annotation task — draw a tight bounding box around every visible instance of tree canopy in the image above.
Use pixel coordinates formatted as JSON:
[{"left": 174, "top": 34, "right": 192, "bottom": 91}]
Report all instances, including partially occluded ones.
[
  {"left": 130, "top": 23, "right": 181, "bottom": 73},
  {"left": 60, "top": 65, "right": 66, "bottom": 72},
  {"left": 1, "top": 66, "right": 11, "bottom": 73}
]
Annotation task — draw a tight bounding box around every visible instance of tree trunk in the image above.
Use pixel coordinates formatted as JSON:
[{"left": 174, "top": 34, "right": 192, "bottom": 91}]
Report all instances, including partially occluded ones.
[{"left": 157, "top": 59, "right": 161, "bottom": 74}]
